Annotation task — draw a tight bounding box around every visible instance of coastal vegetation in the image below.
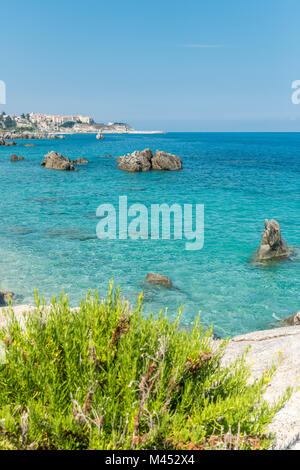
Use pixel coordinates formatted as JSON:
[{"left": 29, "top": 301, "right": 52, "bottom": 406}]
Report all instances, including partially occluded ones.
[{"left": 0, "top": 282, "right": 289, "bottom": 450}]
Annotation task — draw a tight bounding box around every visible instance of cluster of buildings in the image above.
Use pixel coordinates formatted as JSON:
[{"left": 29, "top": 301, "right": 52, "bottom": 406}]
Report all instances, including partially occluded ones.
[
  {"left": 0, "top": 112, "right": 147, "bottom": 134},
  {"left": 29, "top": 113, "right": 94, "bottom": 126},
  {"left": 0, "top": 112, "right": 94, "bottom": 130}
]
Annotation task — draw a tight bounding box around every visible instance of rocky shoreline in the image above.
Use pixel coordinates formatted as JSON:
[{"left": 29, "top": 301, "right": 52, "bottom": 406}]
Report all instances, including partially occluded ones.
[
  {"left": 0, "top": 133, "right": 65, "bottom": 149},
  {"left": 222, "top": 325, "right": 300, "bottom": 450},
  {"left": 0, "top": 131, "right": 65, "bottom": 141}
]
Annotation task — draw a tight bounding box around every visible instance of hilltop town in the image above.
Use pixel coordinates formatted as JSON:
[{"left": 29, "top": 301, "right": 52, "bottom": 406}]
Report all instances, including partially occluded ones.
[{"left": 0, "top": 112, "right": 162, "bottom": 135}]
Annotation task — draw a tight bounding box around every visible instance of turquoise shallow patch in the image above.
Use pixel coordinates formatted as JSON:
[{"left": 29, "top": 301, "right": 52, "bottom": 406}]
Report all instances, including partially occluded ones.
[{"left": 0, "top": 132, "right": 299, "bottom": 337}]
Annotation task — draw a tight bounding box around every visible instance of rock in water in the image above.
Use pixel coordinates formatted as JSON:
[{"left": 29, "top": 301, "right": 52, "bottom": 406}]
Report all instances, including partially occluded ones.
[
  {"left": 10, "top": 154, "right": 24, "bottom": 162},
  {"left": 282, "top": 311, "right": 300, "bottom": 326},
  {"left": 117, "top": 148, "right": 182, "bottom": 172},
  {"left": 41, "top": 151, "right": 74, "bottom": 171},
  {"left": 72, "top": 157, "right": 88, "bottom": 165},
  {"left": 0, "top": 290, "right": 16, "bottom": 307},
  {"left": 145, "top": 273, "right": 172, "bottom": 287},
  {"left": 257, "top": 219, "right": 289, "bottom": 261},
  {"left": 118, "top": 148, "right": 152, "bottom": 172},
  {"left": 151, "top": 150, "right": 182, "bottom": 171},
  {"left": 4, "top": 141, "right": 17, "bottom": 147}
]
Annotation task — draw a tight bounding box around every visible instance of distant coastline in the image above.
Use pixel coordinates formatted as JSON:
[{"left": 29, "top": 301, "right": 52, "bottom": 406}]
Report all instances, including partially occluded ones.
[{"left": 0, "top": 111, "right": 164, "bottom": 135}]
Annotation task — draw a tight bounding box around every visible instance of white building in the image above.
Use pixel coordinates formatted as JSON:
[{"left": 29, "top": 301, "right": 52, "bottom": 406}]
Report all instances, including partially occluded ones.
[{"left": 29, "top": 113, "right": 94, "bottom": 125}]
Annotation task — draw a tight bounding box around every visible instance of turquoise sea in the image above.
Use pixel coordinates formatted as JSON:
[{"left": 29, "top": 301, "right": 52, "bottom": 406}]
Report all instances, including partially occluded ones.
[{"left": 0, "top": 132, "right": 299, "bottom": 337}]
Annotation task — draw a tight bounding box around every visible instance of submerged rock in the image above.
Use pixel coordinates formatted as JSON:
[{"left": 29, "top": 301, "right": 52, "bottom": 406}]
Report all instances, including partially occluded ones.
[
  {"left": 145, "top": 273, "right": 173, "bottom": 287},
  {"left": 151, "top": 150, "right": 182, "bottom": 171},
  {"left": 10, "top": 154, "right": 24, "bottom": 162},
  {"left": 44, "top": 226, "right": 96, "bottom": 241},
  {"left": 282, "top": 311, "right": 300, "bottom": 326},
  {"left": 41, "top": 151, "right": 74, "bottom": 171},
  {"left": 24, "top": 143, "right": 35, "bottom": 147},
  {"left": 72, "top": 157, "right": 88, "bottom": 165},
  {"left": 256, "top": 219, "right": 289, "bottom": 261},
  {"left": 118, "top": 148, "right": 152, "bottom": 172},
  {"left": 0, "top": 290, "right": 16, "bottom": 307}
]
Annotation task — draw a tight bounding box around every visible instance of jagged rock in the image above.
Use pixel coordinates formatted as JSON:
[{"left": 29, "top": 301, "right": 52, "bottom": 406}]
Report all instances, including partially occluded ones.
[
  {"left": 72, "top": 157, "right": 88, "bottom": 165},
  {"left": 151, "top": 150, "right": 182, "bottom": 171},
  {"left": 256, "top": 219, "right": 289, "bottom": 261},
  {"left": 10, "top": 154, "right": 18, "bottom": 162},
  {"left": 283, "top": 311, "right": 300, "bottom": 326},
  {"left": 41, "top": 151, "right": 74, "bottom": 171},
  {"left": 145, "top": 273, "right": 172, "bottom": 287},
  {"left": 118, "top": 148, "right": 152, "bottom": 172},
  {"left": 0, "top": 137, "right": 5, "bottom": 146},
  {"left": 117, "top": 148, "right": 182, "bottom": 172},
  {"left": 0, "top": 290, "right": 16, "bottom": 307},
  {"left": 10, "top": 154, "right": 24, "bottom": 162}
]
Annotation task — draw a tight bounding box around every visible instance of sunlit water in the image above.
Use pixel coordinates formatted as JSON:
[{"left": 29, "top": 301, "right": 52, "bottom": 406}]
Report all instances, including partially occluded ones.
[{"left": 0, "top": 132, "right": 299, "bottom": 337}]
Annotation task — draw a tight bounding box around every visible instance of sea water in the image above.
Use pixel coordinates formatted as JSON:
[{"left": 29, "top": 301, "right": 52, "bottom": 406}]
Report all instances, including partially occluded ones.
[{"left": 0, "top": 132, "right": 299, "bottom": 337}]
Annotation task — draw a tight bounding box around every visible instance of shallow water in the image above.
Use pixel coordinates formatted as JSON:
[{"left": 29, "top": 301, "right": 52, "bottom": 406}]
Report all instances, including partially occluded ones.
[{"left": 0, "top": 132, "right": 299, "bottom": 337}]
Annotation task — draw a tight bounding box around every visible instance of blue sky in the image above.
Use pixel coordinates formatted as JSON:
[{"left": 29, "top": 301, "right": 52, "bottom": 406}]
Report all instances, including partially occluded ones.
[{"left": 0, "top": 0, "right": 300, "bottom": 131}]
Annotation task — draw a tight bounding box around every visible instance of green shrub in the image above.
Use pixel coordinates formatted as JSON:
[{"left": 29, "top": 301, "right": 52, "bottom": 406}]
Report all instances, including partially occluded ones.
[{"left": 0, "top": 282, "right": 289, "bottom": 450}]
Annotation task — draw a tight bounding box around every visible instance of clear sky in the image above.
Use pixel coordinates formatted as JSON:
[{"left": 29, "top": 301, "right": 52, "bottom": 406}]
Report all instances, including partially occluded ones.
[{"left": 1, "top": 0, "right": 300, "bottom": 131}]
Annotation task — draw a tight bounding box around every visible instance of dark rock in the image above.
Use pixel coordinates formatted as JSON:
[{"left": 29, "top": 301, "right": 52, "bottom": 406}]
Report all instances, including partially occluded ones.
[
  {"left": 0, "top": 290, "right": 16, "bottom": 307},
  {"left": 282, "top": 311, "right": 300, "bottom": 326},
  {"left": 10, "top": 154, "right": 24, "bottom": 162},
  {"left": 151, "top": 150, "right": 182, "bottom": 171},
  {"left": 145, "top": 273, "right": 172, "bottom": 287},
  {"left": 72, "top": 157, "right": 88, "bottom": 165},
  {"left": 5, "top": 141, "right": 17, "bottom": 147},
  {"left": 257, "top": 219, "right": 289, "bottom": 261},
  {"left": 41, "top": 151, "right": 74, "bottom": 171}
]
